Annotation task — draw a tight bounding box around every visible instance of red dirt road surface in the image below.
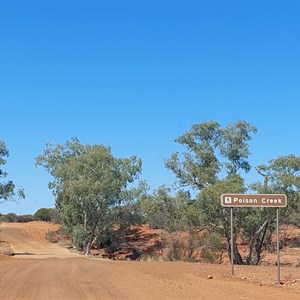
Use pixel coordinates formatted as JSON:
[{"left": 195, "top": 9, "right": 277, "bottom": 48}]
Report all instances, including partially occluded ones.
[{"left": 1, "top": 222, "right": 300, "bottom": 300}]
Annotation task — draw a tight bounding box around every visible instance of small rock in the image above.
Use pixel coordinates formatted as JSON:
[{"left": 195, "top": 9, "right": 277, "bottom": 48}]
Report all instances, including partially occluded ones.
[
  {"left": 207, "top": 275, "right": 213, "bottom": 279},
  {"left": 242, "top": 277, "right": 247, "bottom": 280}
]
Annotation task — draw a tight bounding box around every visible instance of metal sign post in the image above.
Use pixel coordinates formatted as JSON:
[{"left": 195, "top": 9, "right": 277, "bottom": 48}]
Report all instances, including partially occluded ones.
[
  {"left": 230, "top": 208, "right": 234, "bottom": 276},
  {"left": 276, "top": 208, "right": 280, "bottom": 284},
  {"left": 220, "top": 194, "right": 287, "bottom": 282}
]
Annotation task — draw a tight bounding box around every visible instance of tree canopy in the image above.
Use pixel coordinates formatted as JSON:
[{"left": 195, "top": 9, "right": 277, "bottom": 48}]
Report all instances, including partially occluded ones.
[
  {"left": 36, "top": 137, "right": 144, "bottom": 254},
  {"left": 165, "top": 120, "right": 257, "bottom": 190}
]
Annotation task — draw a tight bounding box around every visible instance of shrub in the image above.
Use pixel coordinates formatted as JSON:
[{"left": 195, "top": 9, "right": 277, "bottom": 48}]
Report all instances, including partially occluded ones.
[
  {"left": 17, "top": 214, "right": 35, "bottom": 223},
  {"left": 34, "top": 208, "right": 61, "bottom": 223},
  {"left": 162, "top": 232, "right": 199, "bottom": 262},
  {"left": 199, "top": 232, "right": 222, "bottom": 263},
  {"left": 34, "top": 208, "right": 52, "bottom": 221},
  {"left": 46, "top": 229, "right": 58, "bottom": 243},
  {"left": 46, "top": 226, "right": 69, "bottom": 244},
  {"left": 138, "top": 252, "right": 162, "bottom": 262},
  {"left": 71, "top": 224, "right": 87, "bottom": 251},
  {"left": 0, "top": 213, "right": 18, "bottom": 222}
]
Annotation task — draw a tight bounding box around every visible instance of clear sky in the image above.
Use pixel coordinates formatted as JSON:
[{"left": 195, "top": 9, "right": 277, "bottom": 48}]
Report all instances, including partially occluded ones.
[{"left": 1, "top": 0, "right": 300, "bottom": 215}]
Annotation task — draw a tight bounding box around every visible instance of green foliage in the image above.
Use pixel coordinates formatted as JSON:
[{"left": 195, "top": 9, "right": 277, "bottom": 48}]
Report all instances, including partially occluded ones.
[
  {"left": 219, "top": 121, "right": 257, "bottom": 174},
  {"left": 139, "top": 186, "right": 193, "bottom": 231},
  {"left": 165, "top": 121, "right": 257, "bottom": 190},
  {"left": 196, "top": 174, "right": 245, "bottom": 234},
  {"left": 46, "top": 226, "right": 69, "bottom": 244},
  {"left": 46, "top": 229, "right": 57, "bottom": 243},
  {"left": 0, "top": 213, "right": 17, "bottom": 222},
  {"left": 165, "top": 120, "right": 267, "bottom": 265},
  {"left": 29, "top": 122, "right": 300, "bottom": 264},
  {"left": 165, "top": 120, "right": 300, "bottom": 264},
  {"left": 0, "top": 139, "right": 25, "bottom": 203},
  {"left": 98, "top": 228, "right": 121, "bottom": 254},
  {"left": 199, "top": 231, "right": 222, "bottom": 263},
  {"left": 71, "top": 224, "right": 87, "bottom": 250},
  {"left": 36, "top": 137, "right": 143, "bottom": 254},
  {"left": 111, "top": 181, "right": 148, "bottom": 229},
  {"left": 165, "top": 121, "right": 221, "bottom": 190},
  {"left": 161, "top": 232, "right": 194, "bottom": 262},
  {"left": 16, "top": 214, "right": 35, "bottom": 223},
  {"left": 34, "top": 208, "right": 56, "bottom": 222},
  {"left": 161, "top": 230, "right": 221, "bottom": 263},
  {"left": 249, "top": 154, "right": 300, "bottom": 257},
  {"left": 0, "top": 213, "right": 34, "bottom": 223},
  {"left": 164, "top": 237, "right": 186, "bottom": 261},
  {"left": 252, "top": 154, "right": 300, "bottom": 224}
]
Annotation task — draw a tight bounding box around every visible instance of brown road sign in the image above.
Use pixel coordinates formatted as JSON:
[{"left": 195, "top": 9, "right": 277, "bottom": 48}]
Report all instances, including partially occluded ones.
[{"left": 220, "top": 194, "right": 287, "bottom": 207}]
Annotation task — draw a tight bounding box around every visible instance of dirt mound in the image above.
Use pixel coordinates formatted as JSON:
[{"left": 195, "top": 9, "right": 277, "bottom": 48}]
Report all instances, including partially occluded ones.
[
  {"left": 90, "top": 225, "right": 162, "bottom": 260},
  {"left": 91, "top": 225, "right": 300, "bottom": 266}
]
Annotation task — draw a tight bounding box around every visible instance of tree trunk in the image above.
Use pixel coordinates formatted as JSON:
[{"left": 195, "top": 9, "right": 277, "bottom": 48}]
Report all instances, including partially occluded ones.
[
  {"left": 83, "top": 211, "right": 87, "bottom": 231},
  {"left": 85, "top": 238, "right": 92, "bottom": 255},
  {"left": 84, "top": 217, "right": 100, "bottom": 255},
  {"left": 246, "top": 220, "right": 268, "bottom": 265},
  {"left": 226, "top": 234, "right": 244, "bottom": 265},
  {"left": 255, "top": 220, "right": 268, "bottom": 265}
]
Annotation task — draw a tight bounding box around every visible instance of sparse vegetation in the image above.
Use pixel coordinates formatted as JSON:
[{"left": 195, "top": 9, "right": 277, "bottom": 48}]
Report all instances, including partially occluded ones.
[
  {"left": 0, "top": 213, "right": 34, "bottom": 223},
  {"left": 34, "top": 208, "right": 61, "bottom": 223},
  {"left": 138, "top": 253, "right": 162, "bottom": 262},
  {"left": 2, "top": 120, "right": 300, "bottom": 263},
  {"left": 46, "top": 229, "right": 58, "bottom": 243}
]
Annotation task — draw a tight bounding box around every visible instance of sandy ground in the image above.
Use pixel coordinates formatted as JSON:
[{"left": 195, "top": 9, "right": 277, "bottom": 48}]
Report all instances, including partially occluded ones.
[
  {"left": 0, "top": 222, "right": 79, "bottom": 259},
  {"left": 0, "top": 221, "right": 300, "bottom": 300}
]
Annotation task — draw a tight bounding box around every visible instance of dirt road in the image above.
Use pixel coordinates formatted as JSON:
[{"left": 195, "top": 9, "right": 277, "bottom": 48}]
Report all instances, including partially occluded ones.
[
  {"left": 1, "top": 222, "right": 300, "bottom": 300},
  {"left": 0, "top": 222, "right": 79, "bottom": 259}
]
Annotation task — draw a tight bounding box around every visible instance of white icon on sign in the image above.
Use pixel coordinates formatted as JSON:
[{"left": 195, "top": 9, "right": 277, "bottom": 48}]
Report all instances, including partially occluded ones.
[{"left": 225, "top": 197, "right": 232, "bottom": 204}]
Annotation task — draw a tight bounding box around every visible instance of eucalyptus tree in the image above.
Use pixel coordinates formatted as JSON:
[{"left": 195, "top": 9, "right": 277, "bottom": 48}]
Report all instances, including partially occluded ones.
[
  {"left": 165, "top": 121, "right": 257, "bottom": 189},
  {"left": 0, "top": 139, "right": 24, "bottom": 203},
  {"left": 252, "top": 154, "right": 300, "bottom": 226},
  {"left": 165, "top": 121, "right": 221, "bottom": 190},
  {"left": 165, "top": 120, "right": 258, "bottom": 264},
  {"left": 36, "top": 137, "right": 143, "bottom": 254}
]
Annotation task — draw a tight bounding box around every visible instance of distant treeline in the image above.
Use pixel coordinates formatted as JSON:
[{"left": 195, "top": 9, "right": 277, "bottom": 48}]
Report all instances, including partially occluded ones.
[{"left": 0, "top": 208, "right": 61, "bottom": 224}]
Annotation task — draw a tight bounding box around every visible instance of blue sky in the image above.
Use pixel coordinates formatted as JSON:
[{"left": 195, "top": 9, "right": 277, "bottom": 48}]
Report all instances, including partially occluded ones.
[{"left": 1, "top": 0, "right": 300, "bottom": 215}]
